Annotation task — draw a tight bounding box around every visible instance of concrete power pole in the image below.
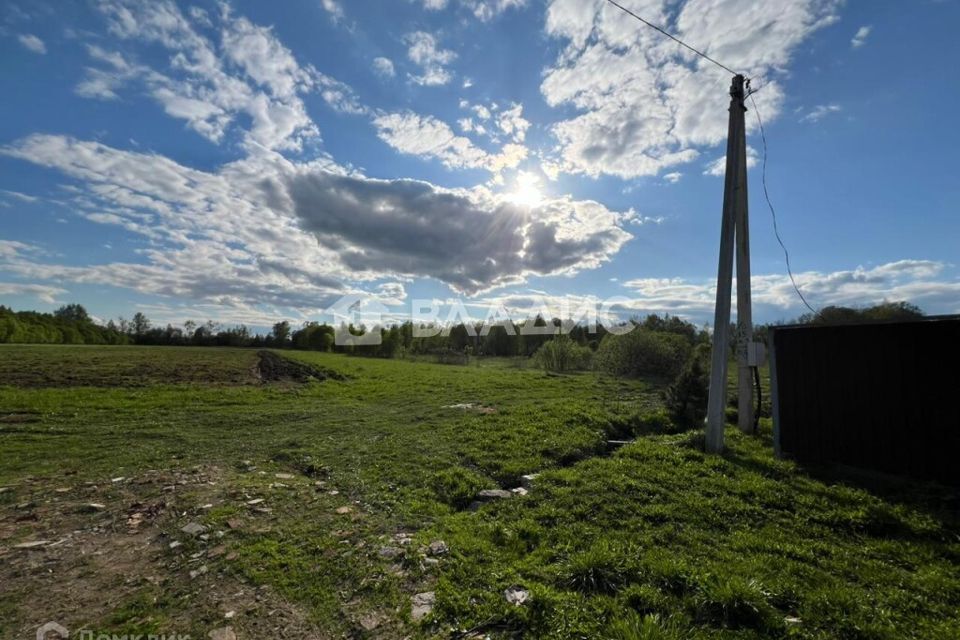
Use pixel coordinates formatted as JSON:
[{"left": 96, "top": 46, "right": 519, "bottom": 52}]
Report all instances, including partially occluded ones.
[{"left": 705, "top": 74, "right": 753, "bottom": 453}]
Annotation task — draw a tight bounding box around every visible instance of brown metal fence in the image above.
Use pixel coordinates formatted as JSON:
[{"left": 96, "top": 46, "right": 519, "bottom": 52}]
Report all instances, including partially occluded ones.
[{"left": 770, "top": 316, "right": 960, "bottom": 485}]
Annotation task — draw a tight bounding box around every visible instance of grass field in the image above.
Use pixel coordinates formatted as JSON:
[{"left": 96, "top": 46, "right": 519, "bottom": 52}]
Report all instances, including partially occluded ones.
[{"left": 1, "top": 345, "right": 957, "bottom": 639}]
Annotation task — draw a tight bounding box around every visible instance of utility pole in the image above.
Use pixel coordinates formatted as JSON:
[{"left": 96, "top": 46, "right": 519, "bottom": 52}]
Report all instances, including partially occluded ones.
[
  {"left": 705, "top": 74, "right": 752, "bottom": 453},
  {"left": 734, "top": 85, "right": 754, "bottom": 435}
]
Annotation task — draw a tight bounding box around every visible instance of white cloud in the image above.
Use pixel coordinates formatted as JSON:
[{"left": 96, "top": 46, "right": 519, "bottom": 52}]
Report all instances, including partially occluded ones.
[
  {"left": 463, "top": 0, "right": 527, "bottom": 21},
  {"left": 75, "top": 45, "right": 140, "bottom": 100},
  {"left": 621, "top": 260, "right": 960, "bottom": 320},
  {"left": 84, "top": 0, "right": 323, "bottom": 151},
  {"left": 404, "top": 31, "right": 456, "bottom": 86},
  {"left": 800, "top": 103, "right": 842, "bottom": 123},
  {"left": 663, "top": 172, "right": 682, "bottom": 184},
  {"left": 373, "top": 111, "right": 489, "bottom": 170},
  {"left": 621, "top": 209, "right": 665, "bottom": 226},
  {"left": 373, "top": 111, "right": 528, "bottom": 174},
  {"left": 851, "top": 25, "right": 872, "bottom": 48},
  {"left": 372, "top": 56, "right": 395, "bottom": 77},
  {"left": 457, "top": 100, "right": 530, "bottom": 143},
  {"left": 321, "top": 0, "right": 344, "bottom": 22},
  {"left": 703, "top": 146, "right": 758, "bottom": 176},
  {"left": 17, "top": 33, "right": 46, "bottom": 54},
  {"left": 541, "top": 0, "right": 841, "bottom": 180},
  {"left": 2, "top": 134, "right": 631, "bottom": 300},
  {"left": 496, "top": 103, "right": 531, "bottom": 142},
  {"left": 413, "top": 0, "right": 526, "bottom": 20},
  {"left": 0, "top": 282, "right": 66, "bottom": 304},
  {"left": 0, "top": 189, "right": 38, "bottom": 202}
]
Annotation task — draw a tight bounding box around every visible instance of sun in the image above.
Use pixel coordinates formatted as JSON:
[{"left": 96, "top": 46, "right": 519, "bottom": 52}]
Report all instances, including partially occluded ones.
[{"left": 507, "top": 171, "right": 544, "bottom": 207}]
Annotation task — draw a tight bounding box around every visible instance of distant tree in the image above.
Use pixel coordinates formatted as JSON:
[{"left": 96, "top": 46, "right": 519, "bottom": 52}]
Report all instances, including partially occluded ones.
[
  {"left": 448, "top": 323, "right": 471, "bottom": 351},
  {"left": 799, "top": 302, "right": 924, "bottom": 325},
  {"left": 862, "top": 301, "right": 923, "bottom": 322},
  {"left": 132, "top": 312, "right": 151, "bottom": 337},
  {"left": 272, "top": 321, "right": 291, "bottom": 346},
  {"left": 54, "top": 303, "right": 91, "bottom": 324}
]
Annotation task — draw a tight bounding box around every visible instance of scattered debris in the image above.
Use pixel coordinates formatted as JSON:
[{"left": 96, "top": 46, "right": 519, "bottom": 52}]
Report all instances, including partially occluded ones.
[
  {"left": 14, "top": 540, "right": 50, "bottom": 549},
  {"left": 226, "top": 518, "right": 242, "bottom": 530},
  {"left": 359, "top": 612, "right": 384, "bottom": 631},
  {"left": 504, "top": 586, "right": 530, "bottom": 606},
  {"left": 378, "top": 546, "right": 403, "bottom": 559},
  {"left": 207, "top": 626, "right": 236, "bottom": 640},
  {"left": 274, "top": 473, "right": 295, "bottom": 480},
  {"left": 393, "top": 532, "right": 414, "bottom": 546},
  {"left": 411, "top": 591, "right": 436, "bottom": 621},
  {"left": 207, "top": 545, "right": 227, "bottom": 558},
  {"left": 127, "top": 501, "right": 165, "bottom": 529},
  {"left": 785, "top": 616, "right": 802, "bottom": 626},
  {"left": 169, "top": 541, "right": 182, "bottom": 550},
  {"left": 442, "top": 403, "right": 496, "bottom": 414},
  {"left": 246, "top": 498, "right": 265, "bottom": 506},
  {"left": 477, "top": 489, "right": 512, "bottom": 501},
  {"left": 427, "top": 540, "right": 449, "bottom": 556},
  {"left": 181, "top": 522, "right": 207, "bottom": 536},
  {"left": 224, "top": 611, "right": 236, "bottom": 620},
  {"left": 111, "top": 477, "right": 126, "bottom": 483},
  {"left": 520, "top": 474, "right": 539, "bottom": 490},
  {"left": 335, "top": 506, "right": 353, "bottom": 515},
  {"left": 190, "top": 565, "right": 209, "bottom": 579},
  {"left": 83, "top": 503, "right": 107, "bottom": 512},
  {"left": 511, "top": 487, "right": 529, "bottom": 497}
]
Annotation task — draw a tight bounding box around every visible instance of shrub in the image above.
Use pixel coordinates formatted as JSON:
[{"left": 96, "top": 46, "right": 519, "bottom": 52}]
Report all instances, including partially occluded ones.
[
  {"left": 533, "top": 335, "right": 592, "bottom": 373},
  {"left": 594, "top": 329, "right": 691, "bottom": 379},
  {"left": 662, "top": 344, "right": 710, "bottom": 429}
]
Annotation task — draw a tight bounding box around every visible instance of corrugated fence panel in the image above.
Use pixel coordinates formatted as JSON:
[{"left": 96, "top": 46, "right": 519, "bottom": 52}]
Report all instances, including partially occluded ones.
[{"left": 771, "top": 316, "right": 960, "bottom": 485}]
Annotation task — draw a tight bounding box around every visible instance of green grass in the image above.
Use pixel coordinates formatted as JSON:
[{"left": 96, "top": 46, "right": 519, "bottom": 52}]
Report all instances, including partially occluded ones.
[{"left": 0, "top": 345, "right": 957, "bottom": 639}]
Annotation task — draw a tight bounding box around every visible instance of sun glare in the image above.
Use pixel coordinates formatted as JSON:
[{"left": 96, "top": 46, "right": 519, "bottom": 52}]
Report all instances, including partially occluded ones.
[{"left": 508, "top": 171, "right": 543, "bottom": 207}]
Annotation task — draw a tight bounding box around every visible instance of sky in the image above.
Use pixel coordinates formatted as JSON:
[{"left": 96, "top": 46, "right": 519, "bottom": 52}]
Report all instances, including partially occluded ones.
[{"left": 1, "top": 0, "right": 958, "bottom": 331}]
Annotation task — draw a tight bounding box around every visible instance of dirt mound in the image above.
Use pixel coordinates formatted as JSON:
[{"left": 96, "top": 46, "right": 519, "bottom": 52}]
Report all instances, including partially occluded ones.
[{"left": 255, "top": 350, "right": 345, "bottom": 383}]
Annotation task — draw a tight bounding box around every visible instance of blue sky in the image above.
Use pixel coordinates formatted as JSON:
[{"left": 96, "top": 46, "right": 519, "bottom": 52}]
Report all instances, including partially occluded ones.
[{"left": 1, "top": 0, "right": 958, "bottom": 331}]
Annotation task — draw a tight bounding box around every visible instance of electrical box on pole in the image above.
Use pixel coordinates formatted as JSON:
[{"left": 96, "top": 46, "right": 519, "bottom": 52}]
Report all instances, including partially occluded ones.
[{"left": 705, "top": 74, "right": 753, "bottom": 453}]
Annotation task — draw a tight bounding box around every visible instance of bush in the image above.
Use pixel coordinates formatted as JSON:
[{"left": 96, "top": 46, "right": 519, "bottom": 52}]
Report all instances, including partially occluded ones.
[
  {"left": 533, "top": 335, "right": 592, "bottom": 373},
  {"left": 594, "top": 329, "right": 691, "bottom": 379},
  {"left": 662, "top": 344, "right": 710, "bottom": 429}
]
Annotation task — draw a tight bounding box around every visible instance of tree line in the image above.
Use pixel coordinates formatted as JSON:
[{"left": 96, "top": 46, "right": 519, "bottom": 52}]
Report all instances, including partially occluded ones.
[{"left": 0, "top": 300, "right": 925, "bottom": 355}]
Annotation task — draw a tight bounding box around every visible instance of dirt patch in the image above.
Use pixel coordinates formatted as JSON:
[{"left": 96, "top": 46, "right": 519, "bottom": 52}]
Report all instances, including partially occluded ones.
[
  {"left": 0, "top": 466, "right": 331, "bottom": 639},
  {"left": 255, "top": 351, "right": 346, "bottom": 383}
]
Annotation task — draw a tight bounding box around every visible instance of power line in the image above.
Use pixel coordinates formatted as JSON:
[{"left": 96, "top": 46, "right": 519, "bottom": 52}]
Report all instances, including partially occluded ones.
[
  {"left": 603, "top": 0, "right": 814, "bottom": 316},
  {"left": 748, "top": 91, "right": 819, "bottom": 318},
  {"left": 603, "top": 0, "right": 742, "bottom": 77}
]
